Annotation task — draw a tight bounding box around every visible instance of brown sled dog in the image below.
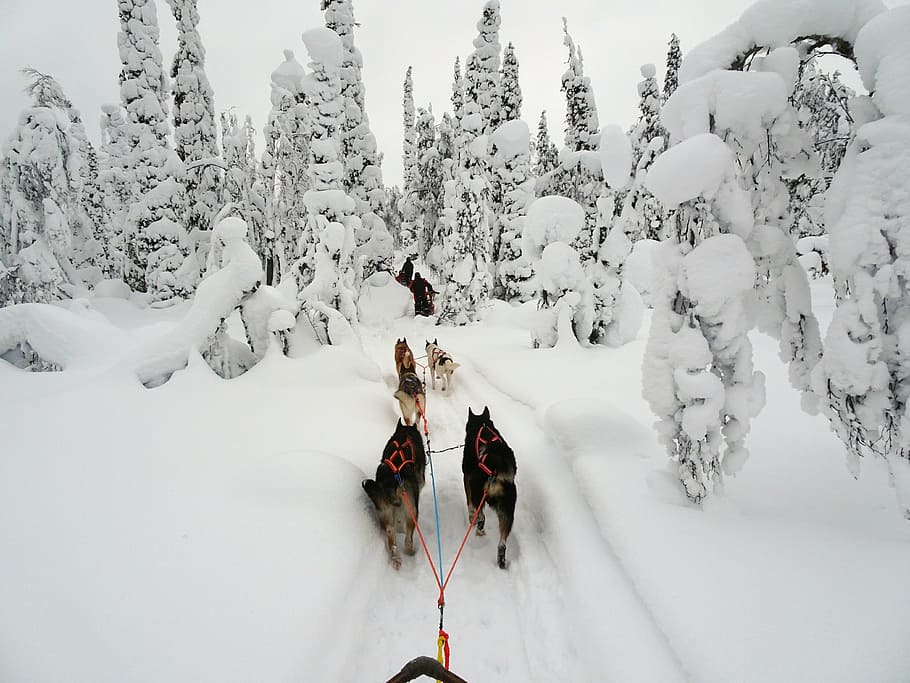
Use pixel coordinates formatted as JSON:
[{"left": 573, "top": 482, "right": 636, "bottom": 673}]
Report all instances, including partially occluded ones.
[
  {"left": 462, "top": 406, "right": 517, "bottom": 569},
  {"left": 362, "top": 420, "right": 427, "bottom": 569},
  {"left": 394, "top": 338, "right": 416, "bottom": 379}
]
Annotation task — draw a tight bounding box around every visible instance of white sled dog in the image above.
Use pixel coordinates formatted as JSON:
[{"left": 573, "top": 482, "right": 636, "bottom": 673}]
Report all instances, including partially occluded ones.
[{"left": 425, "top": 339, "right": 460, "bottom": 392}]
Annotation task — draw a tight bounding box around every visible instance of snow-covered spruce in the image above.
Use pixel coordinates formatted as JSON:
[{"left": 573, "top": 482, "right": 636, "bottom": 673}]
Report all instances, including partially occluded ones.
[
  {"left": 220, "top": 112, "right": 268, "bottom": 269},
  {"left": 117, "top": 0, "right": 192, "bottom": 300},
  {"left": 398, "top": 66, "right": 418, "bottom": 258},
  {"left": 0, "top": 71, "right": 97, "bottom": 304},
  {"left": 267, "top": 49, "right": 311, "bottom": 285},
  {"left": 546, "top": 19, "right": 602, "bottom": 262},
  {"left": 490, "top": 119, "right": 535, "bottom": 302},
  {"left": 643, "top": 133, "right": 766, "bottom": 502},
  {"left": 322, "top": 0, "right": 386, "bottom": 216},
  {"left": 296, "top": 28, "right": 360, "bottom": 344},
  {"left": 589, "top": 124, "right": 644, "bottom": 347},
  {"left": 168, "top": 0, "right": 221, "bottom": 254}
]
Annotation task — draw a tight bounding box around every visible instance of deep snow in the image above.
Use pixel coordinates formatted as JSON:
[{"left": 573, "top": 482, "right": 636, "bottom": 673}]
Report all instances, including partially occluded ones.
[{"left": 1, "top": 275, "right": 909, "bottom": 683}]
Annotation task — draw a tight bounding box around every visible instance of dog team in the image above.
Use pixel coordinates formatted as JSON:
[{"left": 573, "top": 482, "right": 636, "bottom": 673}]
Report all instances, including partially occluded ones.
[{"left": 362, "top": 338, "right": 518, "bottom": 570}]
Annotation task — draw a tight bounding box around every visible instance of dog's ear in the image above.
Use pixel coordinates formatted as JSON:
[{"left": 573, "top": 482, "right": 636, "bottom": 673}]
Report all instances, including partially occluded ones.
[
  {"left": 434, "top": 338, "right": 438, "bottom": 345},
  {"left": 467, "top": 407, "right": 475, "bottom": 418},
  {"left": 482, "top": 406, "right": 490, "bottom": 419},
  {"left": 425, "top": 339, "right": 430, "bottom": 347}
]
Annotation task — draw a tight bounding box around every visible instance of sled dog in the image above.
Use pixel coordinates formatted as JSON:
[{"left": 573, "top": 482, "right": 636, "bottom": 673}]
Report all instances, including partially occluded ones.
[
  {"left": 462, "top": 406, "right": 517, "bottom": 569},
  {"left": 362, "top": 420, "right": 427, "bottom": 569},
  {"left": 425, "top": 339, "right": 460, "bottom": 392},
  {"left": 394, "top": 369, "right": 426, "bottom": 427},
  {"left": 394, "top": 338, "right": 416, "bottom": 379}
]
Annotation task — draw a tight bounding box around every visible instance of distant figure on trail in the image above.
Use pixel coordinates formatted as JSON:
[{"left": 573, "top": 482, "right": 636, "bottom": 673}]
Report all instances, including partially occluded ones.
[
  {"left": 410, "top": 272, "right": 436, "bottom": 317},
  {"left": 396, "top": 256, "right": 414, "bottom": 287}
]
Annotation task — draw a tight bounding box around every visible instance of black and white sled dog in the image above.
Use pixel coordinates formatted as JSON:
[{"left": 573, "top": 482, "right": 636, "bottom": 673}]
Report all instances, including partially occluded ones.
[
  {"left": 425, "top": 339, "right": 460, "bottom": 392},
  {"left": 362, "top": 419, "right": 427, "bottom": 569},
  {"left": 462, "top": 406, "right": 517, "bottom": 569}
]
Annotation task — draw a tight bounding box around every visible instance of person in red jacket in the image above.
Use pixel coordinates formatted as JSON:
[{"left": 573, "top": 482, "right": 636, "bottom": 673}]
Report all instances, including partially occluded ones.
[
  {"left": 410, "top": 272, "right": 436, "bottom": 316},
  {"left": 396, "top": 256, "right": 414, "bottom": 286}
]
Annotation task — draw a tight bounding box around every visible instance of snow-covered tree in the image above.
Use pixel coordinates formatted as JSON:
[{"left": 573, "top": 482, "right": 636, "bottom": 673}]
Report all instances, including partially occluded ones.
[
  {"left": 549, "top": 19, "right": 603, "bottom": 261},
  {"left": 663, "top": 33, "right": 681, "bottom": 101},
  {"left": 616, "top": 64, "right": 668, "bottom": 244},
  {"left": 413, "top": 106, "right": 442, "bottom": 261},
  {"left": 451, "top": 56, "right": 465, "bottom": 132},
  {"left": 499, "top": 41, "right": 522, "bottom": 124},
  {"left": 490, "top": 119, "right": 534, "bottom": 302},
  {"left": 532, "top": 110, "right": 559, "bottom": 183},
  {"left": 168, "top": 0, "right": 220, "bottom": 254},
  {"left": 221, "top": 112, "right": 268, "bottom": 265},
  {"left": 322, "top": 0, "right": 386, "bottom": 215},
  {"left": 437, "top": 127, "right": 493, "bottom": 326},
  {"left": 297, "top": 28, "right": 360, "bottom": 343},
  {"left": 117, "top": 0, "right": 191, "bottom": 299},
  {"left": 560, "top": 18, "right": 599, "bottom": 153},
  {"left": 789, "top": 59, "right": 854, "bottom": 241},
  {"left": 808, "top": 5, "right": 910, "bottom": 516},
  {"left": 463, "top": 0, "right": 502, "bottom": 136},
  {"left": 523, "top": 196, "right": 592, "bottom": 347},
  {"left": 589, "top": 124, "right": 644, "bottom": 347},
  {"left": 663, "top": 54, "right": 823, "bottom": 406},
  {"left": 0, "top": 70, "right": 95, "bottom": 304},
  {"left": 267, "top": 50, "right": 310, "bottom": 283},
  {"left": 398, "top": 65, "right": 418, "bottom": 257},
  {"left": 643, "top": 134, "right": 766, "bottom": 503}
]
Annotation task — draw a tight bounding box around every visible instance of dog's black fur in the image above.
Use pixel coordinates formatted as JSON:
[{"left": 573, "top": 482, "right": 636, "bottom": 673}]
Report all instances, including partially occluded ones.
[
  {"left": 362, "top": 419, "right": 427, "bottom": 569},
  {"left": 462, "top": 406, "right": 517, "bottom": 569}
]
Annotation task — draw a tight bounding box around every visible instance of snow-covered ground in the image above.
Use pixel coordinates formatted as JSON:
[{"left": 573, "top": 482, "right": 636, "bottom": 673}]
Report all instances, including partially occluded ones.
[{"left": 2, "top": 276, "right": 909, "bottom": 683}]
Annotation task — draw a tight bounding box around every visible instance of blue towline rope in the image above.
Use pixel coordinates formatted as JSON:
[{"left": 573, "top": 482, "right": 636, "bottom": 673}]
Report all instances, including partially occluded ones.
[{"left": 426, "top": 446, "right": 444, "bottom": 583}]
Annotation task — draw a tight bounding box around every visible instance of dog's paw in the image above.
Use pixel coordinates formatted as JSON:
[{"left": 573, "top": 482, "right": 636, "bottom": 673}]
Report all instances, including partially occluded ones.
[
  {"left": 405, "top": 540, "right": 416, "bottom": 555},
  {"left": 497, "top": 544, "right": 508, "bottom": 570}
]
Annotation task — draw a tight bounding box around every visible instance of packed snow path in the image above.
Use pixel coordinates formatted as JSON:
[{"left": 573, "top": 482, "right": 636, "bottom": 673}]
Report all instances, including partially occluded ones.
[{"left": 352, "top": 319, "right": 687, "bottom": 683}]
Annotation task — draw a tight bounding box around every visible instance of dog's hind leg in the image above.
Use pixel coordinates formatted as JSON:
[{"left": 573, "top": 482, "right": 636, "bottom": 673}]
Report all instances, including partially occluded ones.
[
  {"left": 378, "top": 508, "right": 401, "bottom": 570},
  {"left": 493, "top": 481, "right": 517, "bottom": 569},
  {"left": 464, "top": 476, "right": 486, "bottom": 536},
  {"left": 404, "top": 485, "right": 418, "bottom": 556}
]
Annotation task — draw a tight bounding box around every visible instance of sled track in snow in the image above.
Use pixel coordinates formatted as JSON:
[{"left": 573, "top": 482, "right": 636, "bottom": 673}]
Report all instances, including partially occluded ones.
[{"left": 352, "top": 323, "right": 688, "bottom": 681}]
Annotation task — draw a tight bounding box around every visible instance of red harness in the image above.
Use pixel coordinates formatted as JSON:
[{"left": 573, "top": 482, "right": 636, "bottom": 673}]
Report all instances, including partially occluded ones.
[
  {"left": 384, "top": 438, "right": 416, "bottom": 474},
  {"left": 474, "top": 424, "right": 501, "bottom": 477},
  {"left": 430, "top": 346, "right": 448, "bottom": 369}
]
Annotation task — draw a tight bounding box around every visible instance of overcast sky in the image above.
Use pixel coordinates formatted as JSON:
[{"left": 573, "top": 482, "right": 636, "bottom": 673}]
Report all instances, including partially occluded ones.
[{"left": 0, "top": 0, "right": 903, "bottom": 187}]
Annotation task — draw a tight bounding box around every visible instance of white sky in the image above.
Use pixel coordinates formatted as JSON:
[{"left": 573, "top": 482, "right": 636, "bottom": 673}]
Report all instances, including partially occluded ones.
[{"left": 0, "top": 0, "right": 906, "bottom": 187}]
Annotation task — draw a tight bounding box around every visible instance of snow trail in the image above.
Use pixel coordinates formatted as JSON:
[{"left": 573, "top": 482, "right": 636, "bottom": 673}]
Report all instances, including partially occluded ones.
[{"left": 353, "top": 319, "right": 687, "bottom": 682}]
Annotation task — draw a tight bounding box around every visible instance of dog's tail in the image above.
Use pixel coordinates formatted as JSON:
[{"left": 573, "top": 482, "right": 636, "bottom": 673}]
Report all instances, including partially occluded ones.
[
  {"left": 393, "top": 389, "right": 409, "bottom": 402},
  {"left": 449, "top": 362, "right": 461, "bottom": 370},
  {"left": 362, "top": 478, "right": 383, "bottom": 508}
]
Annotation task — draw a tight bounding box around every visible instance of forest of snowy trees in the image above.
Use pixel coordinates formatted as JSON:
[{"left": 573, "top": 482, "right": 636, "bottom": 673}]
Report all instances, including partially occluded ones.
[{"left": 2, "top": 0, "right": 910, "bottom": 513}]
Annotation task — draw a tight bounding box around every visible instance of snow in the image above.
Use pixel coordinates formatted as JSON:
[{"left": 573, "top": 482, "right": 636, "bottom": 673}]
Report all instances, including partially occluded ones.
[
  {"left": 0, "top": 279, "right": 910, "bottom": 683},
  {"left": 489, "top": 119, "right": 529, "bottom": 161},
  {"left": 854, "top": 5, "right": 910, "bottom": 116},
  {"left": 679, "top": 0, "right": 887, "bottom": 83},
  {"left": 644, "top": 133, "right": 734, "bottom": 208},
  {"left": 661, "top": 69, "right": 788, "bottom": 144},
  {"left": 599, "top": 123, "right": 633, "bottom": 190},
  {"left": 301, "top": 27, "right": 344, "bottom": 71},
  {"left": 1, "top": 276, "right": 910, "bottom": 682},
  {"left": 523, "top": 195, "right": 586, "bottom": 253},
  {"left": 683, "top": 234, "right": 756, "bottom": 317}
]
